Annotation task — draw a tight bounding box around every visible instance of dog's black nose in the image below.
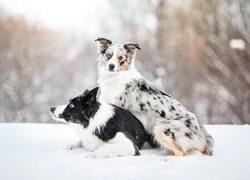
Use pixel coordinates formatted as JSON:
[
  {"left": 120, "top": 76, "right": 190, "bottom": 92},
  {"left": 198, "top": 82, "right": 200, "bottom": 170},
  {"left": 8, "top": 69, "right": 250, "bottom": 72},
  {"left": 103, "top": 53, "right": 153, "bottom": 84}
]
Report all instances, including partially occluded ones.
[
  {"left": 109, "top": 64, "right": 115, "bottom": 70},
  {"left": 50, "top": 107, "right": 56, "bottom": 113}
]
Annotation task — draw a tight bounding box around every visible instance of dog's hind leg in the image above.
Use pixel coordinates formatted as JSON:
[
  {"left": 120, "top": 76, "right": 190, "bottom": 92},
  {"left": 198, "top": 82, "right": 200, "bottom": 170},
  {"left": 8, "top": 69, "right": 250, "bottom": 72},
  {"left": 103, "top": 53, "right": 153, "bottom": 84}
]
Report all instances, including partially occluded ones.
[
  {"left": 153, "top": 125, "right": 186, "bottom": 157},
  {"left": 153, "top": 119, "right": 208, "bottom": 160},
  {"left": 87, "top": 132, "right": 138, "bottom": 159}
]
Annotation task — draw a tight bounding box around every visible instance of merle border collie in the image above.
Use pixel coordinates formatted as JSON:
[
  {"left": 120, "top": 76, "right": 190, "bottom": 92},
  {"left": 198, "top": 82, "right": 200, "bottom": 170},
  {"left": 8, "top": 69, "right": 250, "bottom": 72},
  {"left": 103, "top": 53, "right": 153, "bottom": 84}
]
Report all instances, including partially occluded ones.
[
  {"left": 95, "top": 37, "right": 214, "bottom": 160},
  {"left": 50, "top": 87, "right": 149, "bottom": 159}
]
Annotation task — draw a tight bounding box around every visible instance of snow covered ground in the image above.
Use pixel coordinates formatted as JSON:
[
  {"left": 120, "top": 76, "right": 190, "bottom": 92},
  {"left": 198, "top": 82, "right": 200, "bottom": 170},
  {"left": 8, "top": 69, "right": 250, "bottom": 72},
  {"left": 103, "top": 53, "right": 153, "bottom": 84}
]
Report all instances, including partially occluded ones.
[{"left": 0, "top": 123, "right": 250, "bottom": 180}]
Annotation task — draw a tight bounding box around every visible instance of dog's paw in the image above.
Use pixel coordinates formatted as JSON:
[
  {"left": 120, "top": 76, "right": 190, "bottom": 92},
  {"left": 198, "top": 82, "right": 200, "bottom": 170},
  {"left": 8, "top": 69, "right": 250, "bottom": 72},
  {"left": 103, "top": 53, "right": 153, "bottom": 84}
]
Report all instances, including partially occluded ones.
[
  {"left": 86, "top": 151, "right": 111, "bottom": 159},
  {"left": 86, "top": 152, "right": 101, "bottom": 159},
  {"left": 66, "top": 145, "right": 77, "bottom": 151},
  {"left": 66, "top": 141, "right": 82, "bottom": 151},
  {"left": 86, "top": 152, "right": 107, "bottom": 159}
]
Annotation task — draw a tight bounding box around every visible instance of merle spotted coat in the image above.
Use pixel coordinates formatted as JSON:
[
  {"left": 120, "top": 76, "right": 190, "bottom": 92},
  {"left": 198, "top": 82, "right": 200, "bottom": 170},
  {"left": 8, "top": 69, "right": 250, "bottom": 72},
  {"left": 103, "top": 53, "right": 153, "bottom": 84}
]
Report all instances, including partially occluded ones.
[{"left": 95, "top": 38, "right": 214, "bottom": 159}]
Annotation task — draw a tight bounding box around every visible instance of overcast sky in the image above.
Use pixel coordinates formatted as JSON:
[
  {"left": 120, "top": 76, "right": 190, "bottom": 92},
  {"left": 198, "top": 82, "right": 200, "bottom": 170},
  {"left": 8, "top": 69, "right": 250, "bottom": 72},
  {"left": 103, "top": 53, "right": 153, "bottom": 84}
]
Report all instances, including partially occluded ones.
[{"left": 0, "top": 0, "right": 109, "bottom": 34}]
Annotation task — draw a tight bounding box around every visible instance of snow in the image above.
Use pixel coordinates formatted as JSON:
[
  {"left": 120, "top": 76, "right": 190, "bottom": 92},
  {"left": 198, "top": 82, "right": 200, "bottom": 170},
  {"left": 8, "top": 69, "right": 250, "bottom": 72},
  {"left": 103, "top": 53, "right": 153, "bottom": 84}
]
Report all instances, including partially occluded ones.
[{"left": 0, "top": 123, "right": 250, "bottom": 180}]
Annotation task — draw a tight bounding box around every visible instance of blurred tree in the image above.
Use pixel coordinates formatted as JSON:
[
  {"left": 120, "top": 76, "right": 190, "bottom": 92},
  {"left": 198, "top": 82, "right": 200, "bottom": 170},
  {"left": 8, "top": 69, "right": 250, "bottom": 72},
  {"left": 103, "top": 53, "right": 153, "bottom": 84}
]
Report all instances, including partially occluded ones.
[
  {"left": 109, "top": 0, "right": 250, "bottom": 124},
  {"left": 0, "top": 0, "right": 249, "bottom": 124},
  {"left": 0, "top": 13, "right": 97, "bottom": 123},
  {"left": 150, "top": 0, "right": 250, "bottom": 124}
]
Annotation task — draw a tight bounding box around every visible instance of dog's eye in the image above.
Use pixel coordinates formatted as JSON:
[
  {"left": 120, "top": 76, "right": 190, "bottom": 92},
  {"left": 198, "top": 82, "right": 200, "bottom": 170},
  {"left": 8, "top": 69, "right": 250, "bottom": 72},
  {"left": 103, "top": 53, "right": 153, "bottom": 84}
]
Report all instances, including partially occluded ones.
[
  {"left": 118, "top": 56, "right": 123, "bottom": 61},
  {"left": 69, "top": 103, "right": 74, "bottom": 108},
  {"left": 106, "top": 54, "right": 112, "bottom": 59}
]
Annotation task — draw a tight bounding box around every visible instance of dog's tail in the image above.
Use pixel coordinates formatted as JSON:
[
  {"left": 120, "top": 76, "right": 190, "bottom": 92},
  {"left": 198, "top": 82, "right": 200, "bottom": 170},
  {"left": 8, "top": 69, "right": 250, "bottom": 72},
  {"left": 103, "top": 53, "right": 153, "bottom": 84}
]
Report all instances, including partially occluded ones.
[{"left": 200, "top": 124, "right": 214, "bottom": 155}]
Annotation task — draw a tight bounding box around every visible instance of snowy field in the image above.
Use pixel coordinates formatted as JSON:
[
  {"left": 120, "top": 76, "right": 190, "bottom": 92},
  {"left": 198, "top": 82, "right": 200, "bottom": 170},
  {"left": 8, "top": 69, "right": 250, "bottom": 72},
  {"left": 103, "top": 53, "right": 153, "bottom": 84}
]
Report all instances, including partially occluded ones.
[{"left": 0, "top": 123, "right": 250, "bottom": 180}]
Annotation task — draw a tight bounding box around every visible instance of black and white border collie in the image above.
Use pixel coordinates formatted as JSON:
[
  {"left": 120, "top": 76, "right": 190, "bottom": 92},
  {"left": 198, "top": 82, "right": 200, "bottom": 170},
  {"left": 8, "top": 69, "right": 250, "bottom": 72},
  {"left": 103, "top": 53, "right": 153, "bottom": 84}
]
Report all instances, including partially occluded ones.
[
  {"left": 95, "top": 37, "right": 214, "bottom": 160},
  {"left": 50, "top": 87, "right": 148, "bottom": 159}
]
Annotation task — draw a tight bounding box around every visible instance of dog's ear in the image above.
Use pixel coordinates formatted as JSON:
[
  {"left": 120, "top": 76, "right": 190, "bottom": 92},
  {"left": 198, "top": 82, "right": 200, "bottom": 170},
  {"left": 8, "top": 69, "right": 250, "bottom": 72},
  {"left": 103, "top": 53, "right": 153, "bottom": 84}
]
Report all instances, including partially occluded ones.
[
  {"left": 89, "top": 87, "right": 99, "bottom": 96},
  {"left": 95, "top": 37, "right": 112, "bottom": 54},
  {"left": 124, "top": 43, "right": 141, "bottom": 56},
  {"left": 86, "top": 87, "right": 99, "bottom": 103},
  {"left": 82, "top": 89, "right": 90, "bottom": 95}
]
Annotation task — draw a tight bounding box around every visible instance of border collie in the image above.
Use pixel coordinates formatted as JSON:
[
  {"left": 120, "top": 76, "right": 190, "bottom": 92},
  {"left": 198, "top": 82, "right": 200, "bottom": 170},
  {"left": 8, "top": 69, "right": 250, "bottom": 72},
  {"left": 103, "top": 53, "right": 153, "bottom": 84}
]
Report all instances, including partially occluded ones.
[
  {"left": 50, "top": 87, "right": 149, "bottom": 159},
  {"left": 95, "top": 37, "right": 214, "bottom": 160}
]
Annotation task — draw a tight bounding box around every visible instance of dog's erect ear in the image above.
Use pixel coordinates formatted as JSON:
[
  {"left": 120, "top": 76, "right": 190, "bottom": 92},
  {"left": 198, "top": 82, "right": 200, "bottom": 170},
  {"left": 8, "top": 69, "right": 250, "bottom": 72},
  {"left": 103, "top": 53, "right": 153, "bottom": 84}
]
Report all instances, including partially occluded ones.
[
  {"left": 95, "top": 37, "right": 112, "bottom": 54},
  {"left": 82, "top": 89, "right": 90, "bottom": 96},
  {"left": 124, "top": 43, "right": 141, "bottom": 56},
  {"left": 86, "top": 87, "right": 99, "bottom": 103},
  {"left": 89, "top": 87, "right": 99, "bottom": 96}
]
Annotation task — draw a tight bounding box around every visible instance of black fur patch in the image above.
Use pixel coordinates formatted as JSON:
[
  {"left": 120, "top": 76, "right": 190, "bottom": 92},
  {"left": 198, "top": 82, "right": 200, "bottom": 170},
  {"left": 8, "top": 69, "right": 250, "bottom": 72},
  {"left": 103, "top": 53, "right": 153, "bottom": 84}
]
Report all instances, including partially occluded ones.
[
  {"left": 169, "top": 105, "right": 176, "bottom": 112},
  {"left": 146, "top": 101, "right": 151, "bottom": 107},
  {"left": 138, "top": 82, "right": 148, "bottom": 91},
  {"left": 120, "top": 61, "right": 125, "bottom": 66},
  {"left": 133, "top": 144, "right": 140, "bottom": 156},
  {"left": 125, "top": 84, "right": 131, "bottom": 90},
  {"left": 164, "top": 129, "right": 171, "bottom": 136},
  {"left": 160, "top": 110, "right": 166, "bottom": 118},
  {"left": 185, "top": 132, "right": 192, "bottom": 139},
  {"left": 171, "top": 132, "right": 175, "bottom": 140},
  {"left": 164, "top": 129, "right": 175, "bottom": 139},
  {"left": 140, "top": 103, "right": 146, "bottom": 111},
  {"left": 61, "top": 92, "right": 100, "bottom": 128},
  {"left": 161, "top": 91, "right": 172, "bottom": 98},
  {"left": 137, "top": 81, "right": 158, "bottom": 95},
  {"left": 94, "top": 105, "right": 148, "bottom": 150},
  {"left": 185, "top": 119, "right": 192, "bottom": 128},
  {"left": 147, "top": 134, "right": 159, "bottom": 148}
]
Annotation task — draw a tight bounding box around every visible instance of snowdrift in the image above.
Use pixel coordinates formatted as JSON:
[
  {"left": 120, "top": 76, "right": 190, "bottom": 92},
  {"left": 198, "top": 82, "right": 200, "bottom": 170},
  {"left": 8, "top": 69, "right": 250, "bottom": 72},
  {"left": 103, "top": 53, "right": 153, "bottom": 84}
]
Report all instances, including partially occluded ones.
[{"left": 0, "top": 123, "right": 250, "bottom": 180}]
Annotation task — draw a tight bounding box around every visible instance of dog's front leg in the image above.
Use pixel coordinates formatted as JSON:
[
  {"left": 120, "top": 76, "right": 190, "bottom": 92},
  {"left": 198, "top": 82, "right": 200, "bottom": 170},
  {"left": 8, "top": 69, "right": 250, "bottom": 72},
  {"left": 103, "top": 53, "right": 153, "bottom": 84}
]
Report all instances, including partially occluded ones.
[
  {"left": 67, "top": 140, "right": 82, "bottom": 150},
  {"left": 86, "top": 132, "right": 137, "bottom": 159}
]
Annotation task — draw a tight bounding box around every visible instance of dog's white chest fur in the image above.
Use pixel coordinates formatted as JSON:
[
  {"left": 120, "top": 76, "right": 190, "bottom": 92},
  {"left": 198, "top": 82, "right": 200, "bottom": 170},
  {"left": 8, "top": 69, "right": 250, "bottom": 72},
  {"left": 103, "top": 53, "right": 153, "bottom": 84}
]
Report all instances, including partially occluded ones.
[
  {"left": 69, "top": 103, "right": 114, "bottom": 151},
  {"left": 69, "top": 123, "right": 103, "bottom": 151},
  {"left": 98, "top": 68, "right": 142, "bottom": 104}
]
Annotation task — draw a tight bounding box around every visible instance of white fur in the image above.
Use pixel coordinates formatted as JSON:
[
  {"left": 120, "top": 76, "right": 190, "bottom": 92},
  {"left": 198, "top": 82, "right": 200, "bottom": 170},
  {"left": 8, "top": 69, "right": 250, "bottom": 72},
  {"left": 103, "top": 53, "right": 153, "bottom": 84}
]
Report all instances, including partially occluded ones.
[
  {"left": 106, "top": 47, "right": 119, "bottom": 72},
  {"left": 98, "top": 67, "right": 142, "bottom": 104},
  {"left": 87, "top": 132, "right": 136, "bottom": 159},
  {"left": 88, "top": 102, "right": 114, "bottom": 132},
  {"left": 67, "top": 140, "right": 82, "bottom": 150}
]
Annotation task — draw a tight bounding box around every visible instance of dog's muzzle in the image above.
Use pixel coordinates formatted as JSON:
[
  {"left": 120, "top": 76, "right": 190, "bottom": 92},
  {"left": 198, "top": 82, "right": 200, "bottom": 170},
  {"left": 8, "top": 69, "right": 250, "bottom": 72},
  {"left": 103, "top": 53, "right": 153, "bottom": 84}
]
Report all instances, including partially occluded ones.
[
  {"left": 108, "top": 64, "right": 115, "bottom": 71},
  {"left": 50, "top": 106, "right": 65, "bottom": 119},
  {"left": 50, "top": 107, "right": 56, "bottom": 113}
]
